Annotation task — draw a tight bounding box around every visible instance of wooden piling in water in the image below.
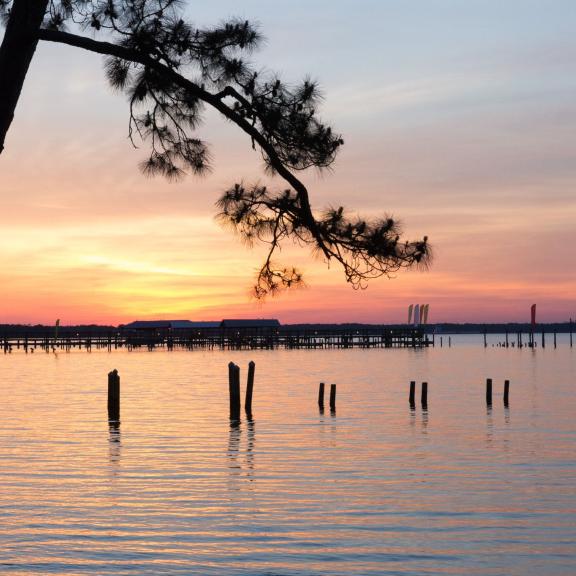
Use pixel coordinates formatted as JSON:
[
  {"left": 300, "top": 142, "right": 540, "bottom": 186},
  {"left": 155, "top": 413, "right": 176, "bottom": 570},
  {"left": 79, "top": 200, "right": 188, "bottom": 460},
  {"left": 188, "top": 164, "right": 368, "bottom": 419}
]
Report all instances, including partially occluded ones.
[
  {"left": 503, "top": 379, "right": 510, "bottom": 406},
  {"left": 542, "top": 331, "right": 545, "bottom": 348},
  {"left": 107, "top": 369, "right": 120, "bottom": 421},
  {"left": 245, "top": 361, "right": 255, "bottom": 414},
  {"left": 421, "top": 381, "right": 428, "bottom": 407},
  {"left": 483, "top": 331, "right": 487, "bottom": 348},
  {"left": 228, "top": 362, "right": 241, "bottom": 420},
  {"left": 554, "top": 331, "right": 557, "bottom": 349},
  {"left": 409, "top": 381, "right": 416, "bottom": 407},
  {"left": 421, "top": 381, "right": 428, "bottom": 408},
  {"left": 318, "top": 382, "right": 325, "bottom": 408},
  {"left": 329, "top": 384, "right": 336, "bottom": 410},
  {"left": 486, "top": 378, "right": 493, "bottom": 405}
]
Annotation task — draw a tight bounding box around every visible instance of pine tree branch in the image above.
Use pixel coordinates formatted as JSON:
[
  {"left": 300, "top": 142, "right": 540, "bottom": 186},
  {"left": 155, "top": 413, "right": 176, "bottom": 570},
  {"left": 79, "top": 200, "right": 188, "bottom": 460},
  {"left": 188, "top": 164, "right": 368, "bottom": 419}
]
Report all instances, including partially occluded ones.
[{"left": 36, "top": 27, "right": 327, "bottom": 256}]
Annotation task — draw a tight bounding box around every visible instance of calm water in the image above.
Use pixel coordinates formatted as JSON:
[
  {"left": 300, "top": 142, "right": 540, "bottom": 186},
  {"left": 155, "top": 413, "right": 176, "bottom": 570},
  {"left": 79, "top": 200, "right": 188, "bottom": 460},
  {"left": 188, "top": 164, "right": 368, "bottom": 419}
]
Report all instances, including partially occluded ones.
[{"left": 1, "top": 337, "right": 575, "bottom": 575}]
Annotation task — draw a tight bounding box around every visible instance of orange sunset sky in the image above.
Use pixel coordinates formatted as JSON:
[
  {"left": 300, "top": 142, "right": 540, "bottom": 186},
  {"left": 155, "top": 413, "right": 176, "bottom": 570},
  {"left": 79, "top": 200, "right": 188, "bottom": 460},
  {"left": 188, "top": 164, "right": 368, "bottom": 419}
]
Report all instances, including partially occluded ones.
[{"left": 1, "top": 1, "right": 575, "bottom": 325}]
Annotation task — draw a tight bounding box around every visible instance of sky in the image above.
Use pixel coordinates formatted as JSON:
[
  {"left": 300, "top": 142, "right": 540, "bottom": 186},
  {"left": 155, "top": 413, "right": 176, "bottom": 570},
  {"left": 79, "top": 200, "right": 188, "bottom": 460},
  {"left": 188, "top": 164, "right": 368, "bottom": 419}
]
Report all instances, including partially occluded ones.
[{"left": 1, "top": 0, "right": 575, "bottom": 325}]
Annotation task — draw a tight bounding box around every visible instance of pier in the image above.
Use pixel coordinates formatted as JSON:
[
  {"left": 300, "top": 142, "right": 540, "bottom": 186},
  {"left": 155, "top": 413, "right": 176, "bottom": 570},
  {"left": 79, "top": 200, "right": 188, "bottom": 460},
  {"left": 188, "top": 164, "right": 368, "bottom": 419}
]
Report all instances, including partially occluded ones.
[{"left": 1, "top": 326, "right": 429, "bottom": 353}]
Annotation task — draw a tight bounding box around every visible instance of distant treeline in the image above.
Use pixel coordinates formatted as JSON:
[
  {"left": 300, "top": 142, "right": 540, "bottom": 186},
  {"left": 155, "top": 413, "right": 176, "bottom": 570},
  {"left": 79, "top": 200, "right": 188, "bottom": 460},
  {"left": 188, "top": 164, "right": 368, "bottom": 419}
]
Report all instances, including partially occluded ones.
[
  {"left": 278, "top": 322, "right": 575, "bottom": 334},
  {"left": 0, "top": 324, "right": 117, "bottom": 338},
  {"left": 0, "top": 321, "right": 573, "bottom": 338},
  {"left": 424, "top": 322, "right": 574, "bottom": 334}
]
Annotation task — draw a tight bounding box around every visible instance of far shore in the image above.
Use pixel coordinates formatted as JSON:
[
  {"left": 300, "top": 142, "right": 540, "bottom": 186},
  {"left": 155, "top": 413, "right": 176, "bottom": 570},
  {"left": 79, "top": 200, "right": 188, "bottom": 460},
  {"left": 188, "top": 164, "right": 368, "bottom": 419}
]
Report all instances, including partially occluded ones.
[{"left": 0, "top": 321, "right": 574, "bottom": 338}]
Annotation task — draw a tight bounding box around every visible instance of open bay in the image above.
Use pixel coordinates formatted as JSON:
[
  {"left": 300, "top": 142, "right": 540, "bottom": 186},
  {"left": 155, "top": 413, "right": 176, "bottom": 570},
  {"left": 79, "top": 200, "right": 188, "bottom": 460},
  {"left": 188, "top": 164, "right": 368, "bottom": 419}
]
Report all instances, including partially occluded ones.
[{"left": 1, "top": 338, "right": 575, "bottom": 575}]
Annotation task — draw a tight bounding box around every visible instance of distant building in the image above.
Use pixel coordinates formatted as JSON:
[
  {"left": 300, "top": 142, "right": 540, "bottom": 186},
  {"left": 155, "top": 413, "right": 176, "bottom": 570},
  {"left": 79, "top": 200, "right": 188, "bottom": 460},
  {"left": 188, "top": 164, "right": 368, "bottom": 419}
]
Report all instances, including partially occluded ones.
[
  {"left": 172, "top": 321, "right": 221, "bottom": 330},
  {"left": 123, "top": 320, "right": 220, "bottom": 332},
  {"left": 122, "top": 319, "right": 280, "bottom": 341},
  {"left": 220, "top": 319, "right": 281, "bottom": 329},
  {"left": 123, "top": 320, "right": 173, "bottom": 331}
]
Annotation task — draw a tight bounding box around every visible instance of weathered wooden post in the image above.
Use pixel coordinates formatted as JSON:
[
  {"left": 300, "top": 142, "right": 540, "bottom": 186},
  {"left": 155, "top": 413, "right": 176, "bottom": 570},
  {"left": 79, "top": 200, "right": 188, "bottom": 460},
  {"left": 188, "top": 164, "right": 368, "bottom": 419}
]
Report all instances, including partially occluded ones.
[
  {"left": 421, "top": 381, "right": 428, "bottom": 408},
  {"left": 107, "top": 369, "right": 120, "bottom": 421},
  {"left": 234, "top": 363, "right": 241, "bottom": 416},
  {"left": 409, "top": 381, "right": 416, "bottom": 407},
  {"left": 542, "top": 331, "right": 545, "bottom": 348},
  {"left": 228, "top": 362, "right": 241, "bottom": 420},
  {"left": 554, "top": 331, "right": 557, "bottom": 349},
  {"left": 505, "top": 331, "right": 509, "bottom": 347},
  {"left": 245, "top": 360, "right": 255, "bottom": 414},
  {"left": 503, "top": 379, "right": 510, "bottom": 406},
  {"left": 318, "top": 382, "right": 325, "bottom": 408},
  {"left": 329, "top": 384, "right": 336, "bottom": 411},
  {"left": 486, "top": 378, "right": 493, "bottom": 405},
  {"left": 483, "top": 330, "right": 487, "bottom": 348}
]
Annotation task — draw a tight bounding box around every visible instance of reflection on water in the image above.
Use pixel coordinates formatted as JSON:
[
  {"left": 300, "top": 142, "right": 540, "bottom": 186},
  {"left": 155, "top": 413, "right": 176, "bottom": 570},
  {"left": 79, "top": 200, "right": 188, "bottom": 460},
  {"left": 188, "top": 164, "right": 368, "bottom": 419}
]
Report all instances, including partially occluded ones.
[
  {"left": 227, "top": 418, "right": 242, "bottom": 491},
  {"left": 486, "top": 405, "right": 494, "bottom": 446},
  {"left": 421, "top": 407, "right": 429, "bottom": 436},
  {"left": 409, "top": 399, "right": 429, "bottom": 437},
  {"left": 228, "top": 417, "right": 256, "bottom": 488},
  {"left": 0, "top": 344, "right": 575, "bottom": 575},
  {"left": 227, "top": 418, "right": 241, "bottom": 459},
  {"left": 108, "top": 420, "right": 121, "bottom": 472},
  {"left": 246, "top": 416, "right": 255, "bottom": 474}
]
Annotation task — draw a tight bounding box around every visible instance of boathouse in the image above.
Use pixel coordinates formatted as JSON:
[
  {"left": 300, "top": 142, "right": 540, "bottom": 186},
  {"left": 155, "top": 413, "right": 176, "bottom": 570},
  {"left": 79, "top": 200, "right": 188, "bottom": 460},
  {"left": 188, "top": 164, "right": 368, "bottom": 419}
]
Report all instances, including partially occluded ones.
[
  {"left": 220, "top": 319, "right": 280, "bottom": 329},
  {"left": 123, "top": 320, "right": 221, "bottom": 332}
]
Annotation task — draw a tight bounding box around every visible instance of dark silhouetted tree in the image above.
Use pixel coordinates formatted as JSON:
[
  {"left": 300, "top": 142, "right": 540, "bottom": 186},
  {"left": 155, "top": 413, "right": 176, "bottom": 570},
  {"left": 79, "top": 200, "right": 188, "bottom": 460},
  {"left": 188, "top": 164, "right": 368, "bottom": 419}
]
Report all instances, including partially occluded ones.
[{"left": 0, "top": 0, "right": 430, "bottom": 296}]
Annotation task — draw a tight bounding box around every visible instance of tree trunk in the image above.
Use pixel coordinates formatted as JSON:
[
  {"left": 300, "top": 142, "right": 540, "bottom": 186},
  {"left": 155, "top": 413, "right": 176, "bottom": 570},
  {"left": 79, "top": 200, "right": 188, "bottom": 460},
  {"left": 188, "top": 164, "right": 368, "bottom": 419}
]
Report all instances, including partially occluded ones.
[{"left": 0, "top": 0, "right": 49, "bottom": 154}]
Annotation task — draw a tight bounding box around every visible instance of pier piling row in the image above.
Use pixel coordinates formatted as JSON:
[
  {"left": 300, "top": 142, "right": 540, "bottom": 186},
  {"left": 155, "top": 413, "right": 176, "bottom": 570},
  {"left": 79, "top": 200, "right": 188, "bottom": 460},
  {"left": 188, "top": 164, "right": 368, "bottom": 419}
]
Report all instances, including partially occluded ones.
[{"left": 2, "top": 327, "right": 429, "bottom": 353}]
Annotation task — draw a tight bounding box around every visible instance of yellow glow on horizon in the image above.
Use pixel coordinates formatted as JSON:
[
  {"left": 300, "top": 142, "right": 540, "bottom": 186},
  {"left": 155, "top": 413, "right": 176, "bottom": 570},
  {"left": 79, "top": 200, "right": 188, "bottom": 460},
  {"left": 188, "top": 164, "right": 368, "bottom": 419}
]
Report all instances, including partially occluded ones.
[
  {"left": 0, "top": 200, "right": 574, "bottom": 324},
  {"left": 80, "top": 255, "right": 202, "bottom": 278}
]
